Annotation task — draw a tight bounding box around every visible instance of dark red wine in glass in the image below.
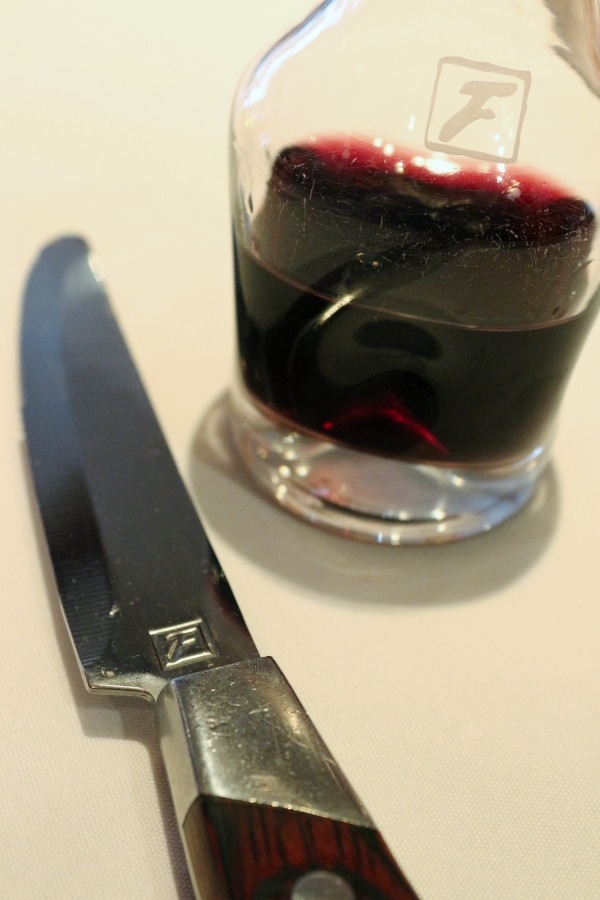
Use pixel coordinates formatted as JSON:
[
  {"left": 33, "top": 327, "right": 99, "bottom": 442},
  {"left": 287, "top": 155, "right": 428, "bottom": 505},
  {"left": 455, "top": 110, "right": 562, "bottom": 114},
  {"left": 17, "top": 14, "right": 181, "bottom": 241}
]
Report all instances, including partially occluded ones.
[{"left": 233, "top": 137, "right": 597, "bottom": 467}]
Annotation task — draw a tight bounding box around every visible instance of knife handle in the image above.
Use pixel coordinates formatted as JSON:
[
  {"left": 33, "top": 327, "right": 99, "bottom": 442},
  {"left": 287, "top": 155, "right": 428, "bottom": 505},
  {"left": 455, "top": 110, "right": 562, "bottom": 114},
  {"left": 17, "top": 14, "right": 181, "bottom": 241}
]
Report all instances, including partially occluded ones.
[{"left": 156, "top": 657, "right": 419, "bottom": 900}]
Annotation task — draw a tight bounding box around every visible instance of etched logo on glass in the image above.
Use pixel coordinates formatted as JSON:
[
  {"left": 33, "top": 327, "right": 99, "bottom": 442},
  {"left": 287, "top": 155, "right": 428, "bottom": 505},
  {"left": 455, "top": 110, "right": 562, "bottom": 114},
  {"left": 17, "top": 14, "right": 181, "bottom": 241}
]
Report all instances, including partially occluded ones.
[
  {"left": 425, "top": 58, "right": 531, "bottom": 163},
  {"left": 150, "top": 618, "right": 218, "bottom": 670}
]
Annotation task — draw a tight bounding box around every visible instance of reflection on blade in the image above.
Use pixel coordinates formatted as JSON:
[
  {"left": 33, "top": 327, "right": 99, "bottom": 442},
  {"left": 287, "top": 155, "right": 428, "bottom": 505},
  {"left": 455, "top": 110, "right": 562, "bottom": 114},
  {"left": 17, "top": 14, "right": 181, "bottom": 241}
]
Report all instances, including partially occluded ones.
[{"left": 21, "top": 237, "right": 259, "bottom": 700}]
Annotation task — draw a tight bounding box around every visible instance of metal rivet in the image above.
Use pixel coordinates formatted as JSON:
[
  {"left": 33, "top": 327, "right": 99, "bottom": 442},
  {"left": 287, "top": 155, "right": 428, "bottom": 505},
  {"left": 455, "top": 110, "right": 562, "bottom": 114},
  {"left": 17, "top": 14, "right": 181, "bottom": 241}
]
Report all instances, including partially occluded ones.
[{"left": 291, "top": 870, "right": 356, "bottom": 900}]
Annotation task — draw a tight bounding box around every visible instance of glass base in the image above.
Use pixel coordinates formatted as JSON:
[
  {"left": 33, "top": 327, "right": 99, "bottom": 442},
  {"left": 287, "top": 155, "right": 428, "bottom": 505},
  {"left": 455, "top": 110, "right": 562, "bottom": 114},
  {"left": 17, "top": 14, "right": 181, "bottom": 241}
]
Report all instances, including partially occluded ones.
[{"left": 229, "top": 387, "right": 551, "bottom": 545}]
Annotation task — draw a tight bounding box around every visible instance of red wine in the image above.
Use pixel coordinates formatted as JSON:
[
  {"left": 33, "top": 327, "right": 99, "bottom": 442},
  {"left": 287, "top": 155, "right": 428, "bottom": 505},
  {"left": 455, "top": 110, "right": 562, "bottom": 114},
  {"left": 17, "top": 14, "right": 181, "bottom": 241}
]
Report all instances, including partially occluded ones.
[{"left": 234, "top": 137, "right": 597, "bottom": 464}]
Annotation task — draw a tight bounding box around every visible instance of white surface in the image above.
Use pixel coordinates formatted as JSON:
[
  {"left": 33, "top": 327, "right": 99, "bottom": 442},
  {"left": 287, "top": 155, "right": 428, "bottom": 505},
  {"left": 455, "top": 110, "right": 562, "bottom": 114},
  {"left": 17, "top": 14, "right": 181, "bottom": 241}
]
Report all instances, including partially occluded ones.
[{"left": 2, "top": 3, "right": 600, "bottom": 898}]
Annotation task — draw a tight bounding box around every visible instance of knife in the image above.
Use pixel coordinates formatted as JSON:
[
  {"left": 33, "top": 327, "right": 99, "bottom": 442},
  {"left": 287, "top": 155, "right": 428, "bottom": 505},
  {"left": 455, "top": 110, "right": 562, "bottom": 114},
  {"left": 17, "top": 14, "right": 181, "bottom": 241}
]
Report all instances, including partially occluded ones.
[{"left": 20, "top": 236, "right": 419, "bottom": 900}]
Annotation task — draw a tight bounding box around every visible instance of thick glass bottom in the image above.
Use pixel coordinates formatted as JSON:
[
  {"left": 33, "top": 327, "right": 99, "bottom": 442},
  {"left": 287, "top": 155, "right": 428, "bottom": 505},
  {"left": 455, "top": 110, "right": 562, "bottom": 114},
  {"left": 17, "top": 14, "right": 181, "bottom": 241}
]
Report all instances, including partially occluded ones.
[{"left": 229, "top": 386, "right": 551, "bottom": 545}]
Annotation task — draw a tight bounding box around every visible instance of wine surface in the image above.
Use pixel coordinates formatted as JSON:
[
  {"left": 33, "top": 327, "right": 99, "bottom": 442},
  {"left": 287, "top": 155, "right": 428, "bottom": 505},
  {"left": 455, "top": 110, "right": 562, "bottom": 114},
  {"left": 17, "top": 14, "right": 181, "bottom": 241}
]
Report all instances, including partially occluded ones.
[{"left": 234, "top": 137, "right": 597, "bottom": 464}]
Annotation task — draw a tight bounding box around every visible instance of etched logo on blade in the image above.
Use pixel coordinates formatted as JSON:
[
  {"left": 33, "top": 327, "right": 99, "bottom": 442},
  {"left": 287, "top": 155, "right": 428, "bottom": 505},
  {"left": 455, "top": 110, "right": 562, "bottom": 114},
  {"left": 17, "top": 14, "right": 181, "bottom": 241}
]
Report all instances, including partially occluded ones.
[
  {"left": 150, "top": 618, "right": 218, "bottom": 670},
  {"left": 425, "top": 57, "right": 531, "bottom": 163}
]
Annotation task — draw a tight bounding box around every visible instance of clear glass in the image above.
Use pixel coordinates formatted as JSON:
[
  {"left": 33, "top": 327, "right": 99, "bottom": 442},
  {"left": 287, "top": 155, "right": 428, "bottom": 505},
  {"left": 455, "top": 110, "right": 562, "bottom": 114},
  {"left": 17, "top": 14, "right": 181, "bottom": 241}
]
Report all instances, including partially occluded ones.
[{"left": 229, "top": 0, "right": 600, "bottom": 544}]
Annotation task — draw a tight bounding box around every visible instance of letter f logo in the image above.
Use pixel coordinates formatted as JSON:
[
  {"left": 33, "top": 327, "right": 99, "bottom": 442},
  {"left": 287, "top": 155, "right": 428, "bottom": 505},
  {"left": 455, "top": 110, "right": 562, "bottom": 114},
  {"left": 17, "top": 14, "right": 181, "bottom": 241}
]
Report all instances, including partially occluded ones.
[{"left": 425, "top": 59, "right": 530, "bottom": 163}]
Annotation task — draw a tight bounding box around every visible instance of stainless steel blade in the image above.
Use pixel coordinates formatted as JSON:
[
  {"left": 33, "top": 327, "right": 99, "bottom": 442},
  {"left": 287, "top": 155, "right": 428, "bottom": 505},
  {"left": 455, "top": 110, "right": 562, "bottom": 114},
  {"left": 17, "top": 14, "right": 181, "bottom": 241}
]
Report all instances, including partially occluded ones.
[{"left": 21, "top": 236, "right": 259, "bottom": 700}]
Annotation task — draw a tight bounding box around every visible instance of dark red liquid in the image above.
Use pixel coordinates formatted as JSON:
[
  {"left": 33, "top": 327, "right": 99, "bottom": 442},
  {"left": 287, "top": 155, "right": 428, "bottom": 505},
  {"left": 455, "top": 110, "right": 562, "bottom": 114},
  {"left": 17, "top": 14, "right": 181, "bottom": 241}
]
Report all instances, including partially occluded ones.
[{"left": 234, "top": 137, "right": 597, "bottom": 464}]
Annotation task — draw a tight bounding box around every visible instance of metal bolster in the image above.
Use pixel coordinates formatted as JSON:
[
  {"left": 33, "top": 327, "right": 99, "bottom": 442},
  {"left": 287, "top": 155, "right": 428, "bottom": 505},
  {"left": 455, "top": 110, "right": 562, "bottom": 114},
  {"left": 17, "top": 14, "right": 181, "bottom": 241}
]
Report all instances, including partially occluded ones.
[{"left": 155, "top": 656, "right": 373, "bottom": 828}]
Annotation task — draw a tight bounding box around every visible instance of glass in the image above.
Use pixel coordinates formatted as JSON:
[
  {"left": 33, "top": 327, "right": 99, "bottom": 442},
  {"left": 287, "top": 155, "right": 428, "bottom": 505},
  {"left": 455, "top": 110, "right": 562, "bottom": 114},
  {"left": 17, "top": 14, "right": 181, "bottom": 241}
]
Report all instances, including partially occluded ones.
[{"left": 228, "top": 0, "right": 600, "bottom": 544}]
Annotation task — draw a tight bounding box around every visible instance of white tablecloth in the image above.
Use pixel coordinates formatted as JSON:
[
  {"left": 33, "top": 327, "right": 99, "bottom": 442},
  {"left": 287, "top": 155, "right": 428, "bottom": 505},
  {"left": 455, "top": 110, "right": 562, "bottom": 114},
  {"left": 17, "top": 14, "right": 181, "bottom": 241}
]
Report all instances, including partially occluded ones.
[{"left": 2, "top": 3, "right": 600, "bottom": 898}]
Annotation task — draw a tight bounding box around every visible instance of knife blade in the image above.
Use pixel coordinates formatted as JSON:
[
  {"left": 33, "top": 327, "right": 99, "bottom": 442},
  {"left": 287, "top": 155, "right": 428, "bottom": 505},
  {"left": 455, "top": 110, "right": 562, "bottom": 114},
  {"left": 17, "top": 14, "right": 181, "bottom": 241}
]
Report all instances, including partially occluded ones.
[{"left": 20, "top": 236, "right": 420, "bottom": 900}]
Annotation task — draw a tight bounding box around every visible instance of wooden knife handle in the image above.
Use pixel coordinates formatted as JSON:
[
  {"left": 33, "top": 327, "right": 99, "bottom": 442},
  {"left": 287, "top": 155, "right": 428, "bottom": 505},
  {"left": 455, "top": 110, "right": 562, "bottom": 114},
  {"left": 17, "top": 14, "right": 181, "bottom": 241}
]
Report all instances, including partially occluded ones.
[
  {"left": 156, "top": 657, "right": 419, "bottom": 899},
  {"left": 183, "top": 796, "right": 418, "bottom": 899}
]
